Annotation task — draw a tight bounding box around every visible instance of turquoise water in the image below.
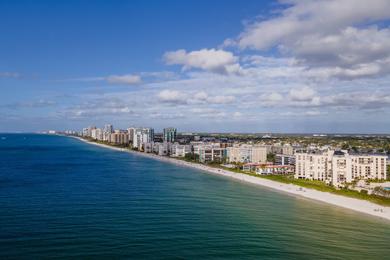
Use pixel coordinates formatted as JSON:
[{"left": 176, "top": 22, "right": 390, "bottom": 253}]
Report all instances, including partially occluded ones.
[{"left": 0, "top": 134, "right": 389, "bottom": 259}]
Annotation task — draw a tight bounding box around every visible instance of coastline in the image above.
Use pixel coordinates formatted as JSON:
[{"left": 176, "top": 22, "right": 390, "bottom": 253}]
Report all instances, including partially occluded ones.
[{"left": 71, "top": 136, "right": 390, "bottom": 221}]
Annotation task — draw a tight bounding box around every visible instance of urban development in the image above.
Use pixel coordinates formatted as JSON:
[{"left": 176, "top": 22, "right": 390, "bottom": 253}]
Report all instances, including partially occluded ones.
[{"left": 57, "top": 124, "right": 390, "bottom": 207}]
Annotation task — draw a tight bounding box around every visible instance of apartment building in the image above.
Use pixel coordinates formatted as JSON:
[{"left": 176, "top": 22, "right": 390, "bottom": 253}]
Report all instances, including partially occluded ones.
[
  {"left": 163, "top": 127, "right": 177, "bottom": 142},
  {"left": 109, "top": 130, "right": 129, "bottom": 145},
  {"left": 269, "top": 144, "right": 294, "bottom": 155},
  {"left": 197, "top": 144, "right": 226, "bottom": 163},
  {"left": 170, "top": 143, "right": 192, "bottom": 157},
  {"left": 133, "top": 127, "right": 154, "bottom": 149},
  {"left": 227, "top": 145, "right": 267, "bottom": 164},
  {"left": 275, "top": 154, "right": 296, "bottom": 166},
  {"left": 295, "top": 150, "right": 387, "bottom": 186}
]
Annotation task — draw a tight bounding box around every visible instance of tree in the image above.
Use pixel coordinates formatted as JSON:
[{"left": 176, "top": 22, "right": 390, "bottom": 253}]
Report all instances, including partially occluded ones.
[{"left": 267, "top": 153, "right": 276, "bottom": 163}]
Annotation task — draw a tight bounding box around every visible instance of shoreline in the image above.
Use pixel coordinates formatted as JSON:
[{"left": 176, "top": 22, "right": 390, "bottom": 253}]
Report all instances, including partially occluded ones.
[{"left": 71, "top": 136, "right": 390, "bottom": 221}]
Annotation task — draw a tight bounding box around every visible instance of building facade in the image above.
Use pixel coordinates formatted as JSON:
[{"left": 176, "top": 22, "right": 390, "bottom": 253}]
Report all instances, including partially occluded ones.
[
  {"left": 275, "top": 154, "right": 296, "bottom": 166},
  {"left": 197, "top": 145, "right": 226, "bottom": 163},
  {"left": 109, "top": 130, "right": 129, "bottom": 145},
  {"left": 133, "top": 128, "right": 155, "bottom": 150},
  {"left": 295, "top": 150, "right": 387, "bottom": 186},
  {"left": 227, "top": 145, "right": 267, "bottom": 163},
  {"left": 163, "top": 127, "right": 177, "bottom": 143}
]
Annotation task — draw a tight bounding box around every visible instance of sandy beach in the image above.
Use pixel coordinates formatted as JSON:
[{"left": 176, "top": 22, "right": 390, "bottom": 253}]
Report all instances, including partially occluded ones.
[{"left": 73, "top": 136, "right": 390, "bottom": 221}]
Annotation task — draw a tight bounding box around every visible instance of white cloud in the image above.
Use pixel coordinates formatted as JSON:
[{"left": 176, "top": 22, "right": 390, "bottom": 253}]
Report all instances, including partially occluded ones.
[
  {"left": 237, "top": 0, "right": 390, "bottom": 50},
  {"left": 157, "top": 90, "right": 187, "bottom": 104},
  {"left": 61, "top": 97, "right": 138, "bottom": 119},
  {"left": 289, "top": 86, "right": 316, "bottom": 101},
  {"left": 47, "top": 0, "right": 390, "bottom": 132},
  {"left": 163, "top": 48, "right": 242, "bottom": 74},
  {"left": 193, "top": 91, "right": 208, "bottom": 101},
  {"left": 106, "top": 74, "right": 141, "bottom": 85},
  {"left": 259, "top": 92, "right": 284, "bottom": 106},
  {"left": 304, "top": 110, "right": 324, "bottom": 116},
  {"left": 206, "top": 95, "right": 235, "bottom": 104},
  {"left": 233, "top": 111, "right": 243, "bottom": 118},
  {"left": 233, "top": 0, "right": 390, "bottom": 79},
  {"left": 156, "top": 89, "right": 236, "bottom": 105}
]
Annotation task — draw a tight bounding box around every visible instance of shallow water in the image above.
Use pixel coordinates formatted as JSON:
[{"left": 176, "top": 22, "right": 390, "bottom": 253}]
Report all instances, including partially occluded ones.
[{"left": 0, "top": 134, "right": 389, "bottom": 259}]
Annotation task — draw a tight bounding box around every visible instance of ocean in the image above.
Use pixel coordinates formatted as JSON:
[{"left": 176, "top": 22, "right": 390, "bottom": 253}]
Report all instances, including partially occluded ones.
[{"left": 0, "top": 134, "right": 389, "bottom": 259}]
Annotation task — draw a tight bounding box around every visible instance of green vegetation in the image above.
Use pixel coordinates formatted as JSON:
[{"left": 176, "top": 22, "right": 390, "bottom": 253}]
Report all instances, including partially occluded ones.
[
  {"left": 252, "top": 174, "right": 390, "bottom": 206},
  {"left": 267, "top": 153, "right": 276, "bottom": 163},
  {"left": 183, "top": 153, "right": 199, "bottom": 162}
]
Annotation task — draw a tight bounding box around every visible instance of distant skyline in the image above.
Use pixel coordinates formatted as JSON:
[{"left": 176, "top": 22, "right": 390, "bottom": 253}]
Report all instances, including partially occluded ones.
[{"left": 1, "top": 0, "right": 390, "bottom": 133}]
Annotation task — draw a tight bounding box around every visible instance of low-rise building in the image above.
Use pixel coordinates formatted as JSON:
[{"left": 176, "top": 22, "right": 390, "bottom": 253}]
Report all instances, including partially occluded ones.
[{"left": 255, "top": 165, "right": 294, "bottom": 175}]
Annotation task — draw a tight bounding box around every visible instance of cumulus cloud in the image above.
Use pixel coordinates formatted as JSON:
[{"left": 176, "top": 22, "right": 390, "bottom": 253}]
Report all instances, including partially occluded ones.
[
  {"left": 288, "top": 86, "right": 316, "bottom": 101},
  {"left": 156, "top": 89, "right": 236, "bottom": 105},
  {"left": 60, "top": 97, "right": 138, "bottom": 119},
  {"left": 233, "top": 0, "right": 390, "bottom": 79},
  {"left": 41, "top": 0, "right": 390, "bottom": 132},
  {"left": 206, "top": 95, "right": 235, "bottom": 104},
  {"left": 157, "top": 90, "right": 187, "bottom": 104},
  {"left": 259, "top": 92, "right": 284, "bottom": 106},
  {"left": 106, "top": 74, "right": 141, "bottom": 85},
  {"left": 163, "top": 48, "right": 242, "bottom": 74}
]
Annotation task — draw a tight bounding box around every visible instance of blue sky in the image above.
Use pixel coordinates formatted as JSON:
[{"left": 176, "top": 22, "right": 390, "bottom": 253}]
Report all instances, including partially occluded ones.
[{"left": 1, "top": 0, "right": 390, "bottom": 133}]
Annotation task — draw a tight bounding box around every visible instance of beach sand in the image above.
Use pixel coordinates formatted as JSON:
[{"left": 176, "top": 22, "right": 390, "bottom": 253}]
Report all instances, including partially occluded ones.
[{"left": 73, "top": 136, "right": 390, "bottom": 221}]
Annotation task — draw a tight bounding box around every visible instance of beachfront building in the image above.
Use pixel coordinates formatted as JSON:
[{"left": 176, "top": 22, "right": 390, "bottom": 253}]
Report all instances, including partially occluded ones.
[
  {"left": 227, "top": 145, "right": 267, "bottom": 164},
  {"left": 163, "top": 127, "right": 177, "bottom": 143},
  {"left": 295, "top": 150, "right": 387, "bottom": 186},
  {"left": 82, "top": 126, "right": 96, "bottom": 137},
  {"left": 275, "top": 154, "right": 296, "bottom": 166},
  {"left": 170, "top": 143, "right": 192, "bottom": 157},
  {"left": 127, "top": 127, "right": 136, "bottom": 142},
  {"left": 255, "top": 165, "right": 294, "bottom": 175},
  {"left": 195, "top": 144, "right": 226, "bottom": 163},
  {"left": 143, "top": 142, "right": 154, "bottom": 153},
  {"left": 142, "top": 142, "right": 170, "bottom": 156},
  {"left": 109, "top": 130, "right": 129, "bottom": 145},
  {"left": 91, "top": 128, "right": 103, "bottom": 141},
  {"left": 103, "top": 124, "right": 114, "bottom": 141},
  {"left": 133, "top": 127, "right": 155, "bottom": 150},
  {"left": 82, "top": 128, "right": 89, "bottom": 137}
]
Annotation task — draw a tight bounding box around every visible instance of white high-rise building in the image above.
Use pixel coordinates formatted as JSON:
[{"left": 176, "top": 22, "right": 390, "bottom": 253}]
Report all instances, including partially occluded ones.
[
  {"left": 295, "top": 150, "right": 387, "bottom": 186},
  {"left": 127, "top": 127, "right": 136, "bottom": 142},
  {"left": 82, "top": 126, "right": 96, "bottom": 137},
  {"left": 132, "top": 127, "right": 154, "bottom": 150},
  {"left": 103, "top": 124, "right": 114, "bottom": 141}
]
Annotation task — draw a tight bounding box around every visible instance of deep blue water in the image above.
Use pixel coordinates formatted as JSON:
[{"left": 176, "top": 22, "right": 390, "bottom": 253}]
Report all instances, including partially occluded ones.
[{"left": 0, "top": 134, "right": 389, "bottom": 259}]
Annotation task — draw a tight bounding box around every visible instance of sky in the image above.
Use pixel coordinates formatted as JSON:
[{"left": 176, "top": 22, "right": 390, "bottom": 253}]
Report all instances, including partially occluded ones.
[{"left": 1, "top": 0, "right": 390, "bottom": 133}]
